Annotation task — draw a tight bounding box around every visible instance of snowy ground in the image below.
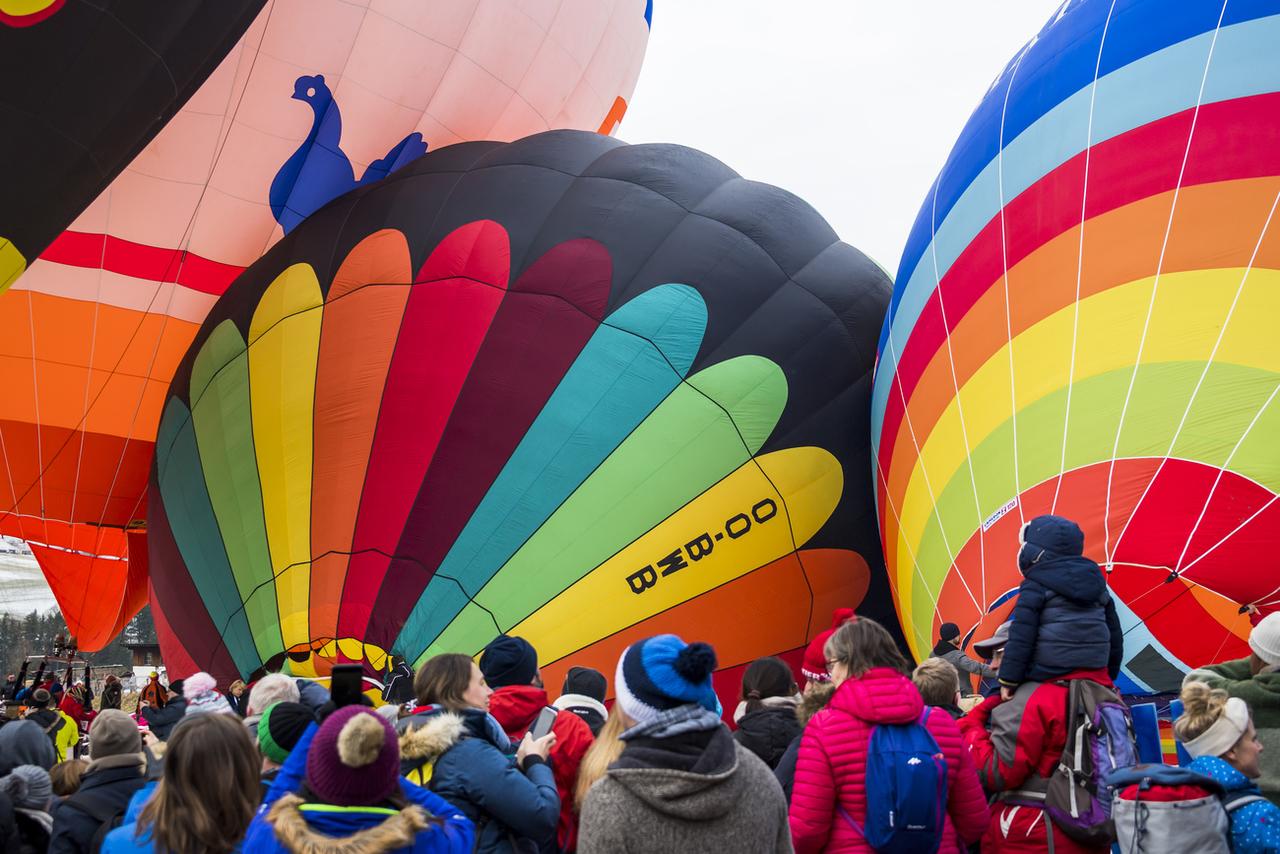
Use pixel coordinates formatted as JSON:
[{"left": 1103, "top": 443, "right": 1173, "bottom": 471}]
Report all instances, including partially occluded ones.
[{"left": 0, "top": 553, "right": 57, "bottom": 615}]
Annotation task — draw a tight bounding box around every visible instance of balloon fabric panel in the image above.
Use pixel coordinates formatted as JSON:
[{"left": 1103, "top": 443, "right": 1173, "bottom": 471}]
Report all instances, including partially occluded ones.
[
  {"left": 0, "top": 0, "right": 651, "bottom": 645},
  {"left": 148, "top": 131, "right": 892, "bottom": 702},
  {"left": 874, "top": 0, "right": 1280, "bottom": 693}
]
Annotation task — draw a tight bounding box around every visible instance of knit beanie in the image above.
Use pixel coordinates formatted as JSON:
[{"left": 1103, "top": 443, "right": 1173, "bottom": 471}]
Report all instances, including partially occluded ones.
[
  {"left": 938, "top": 622, "right": 960, "bottom": 643},
  {"left": 562, "top": 666, "right": 607, "bottom": 703},
  {"left": 183, "top": 672, "right": 234, "bottom": 716},
  {"left": 30, "top": 688, "right": 51, "bottom": 708},
  {"left": 257, "top": 702, "right": 315, "bottom": 765},
  {"left": 801, "top": 608, "right": 856, "bottom": 684},
  {"left": 479, "top": 635, "right": 539, "bottom": 689},
  {"left": 167, "top": 679, "right": 185, "bottom": 696},
  {"left": 305, "top": 706, "right": 400, "bottom": 806},
  {"left": 0, "top": 765, "right": 52, "bottom": 811},
  {"left": 1019, "top": 514, "right": 1085, "bottom": 571},
  {"left": 90, "top": 709, "right": 141, "bottom": 759},
  {"left": 615, "top": 634, "right": 718, "bottom": 725},
  {"left": 1250, "top": 612, "right": 1280, "bottom": 667}
]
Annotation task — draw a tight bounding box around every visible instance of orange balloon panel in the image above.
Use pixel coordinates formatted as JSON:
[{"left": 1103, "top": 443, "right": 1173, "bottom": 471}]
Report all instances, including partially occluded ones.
[{"left": 539, "top": 549, "right": 869, "bottom": 704}]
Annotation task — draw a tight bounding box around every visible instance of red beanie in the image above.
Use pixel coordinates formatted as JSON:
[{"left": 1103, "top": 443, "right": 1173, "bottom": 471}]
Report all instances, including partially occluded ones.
[
  {"left": 801, "top": 608, "right": 856, "bottom": 685},
  {"left": 305, "top": 706, "right": 400, "bottom": 806}
]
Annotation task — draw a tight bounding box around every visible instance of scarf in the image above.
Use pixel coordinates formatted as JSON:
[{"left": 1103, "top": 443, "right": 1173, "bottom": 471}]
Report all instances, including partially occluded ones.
[{"left": 620, "top": 702, "right": 722, "bottom": 741}]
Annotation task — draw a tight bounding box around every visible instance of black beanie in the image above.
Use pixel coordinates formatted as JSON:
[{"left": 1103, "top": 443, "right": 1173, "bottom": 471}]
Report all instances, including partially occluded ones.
[
  {"left": 167, "top": 679, "right": 185, "bottom": 696},
  {"left": 939, "top": 622, "right": 960, "bottom": 643},
  {"left": 258, "top": 702, "right": 315, "bottom": 764},
  {"left": 561, "top": 666, "right": 607, "bottom": 703},
  {"left": 479, "top": 635, "right": 538, "bottom": 689}
]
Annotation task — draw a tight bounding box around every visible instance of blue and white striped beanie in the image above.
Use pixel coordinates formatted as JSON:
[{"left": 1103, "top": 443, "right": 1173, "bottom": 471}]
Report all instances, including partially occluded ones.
[{"left": 615, "top": 634, "right": 718, "bottom": 724}]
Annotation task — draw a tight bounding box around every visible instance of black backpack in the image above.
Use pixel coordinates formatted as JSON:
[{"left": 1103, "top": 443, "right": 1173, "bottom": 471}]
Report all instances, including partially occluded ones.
[{"left": 61, "top": 790, "right": 126, "bottom": 854}]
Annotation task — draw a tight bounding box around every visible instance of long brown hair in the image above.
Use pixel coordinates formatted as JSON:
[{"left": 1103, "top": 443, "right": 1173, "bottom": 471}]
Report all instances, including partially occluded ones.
[
  {"left": 574, "top": 705, "right": 626, "bottom": 811},
  {"left": 414, "top": 654, "right": 474, "bottom": 711},
  {"left": 137, "top": 714, "right": 260, "bottom": 854},
  {"left": 824, "top": 617, "right": 911, "bottom": 678}
]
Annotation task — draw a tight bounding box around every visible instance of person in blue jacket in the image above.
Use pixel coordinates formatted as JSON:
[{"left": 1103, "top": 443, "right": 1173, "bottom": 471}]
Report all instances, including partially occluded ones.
[
  {"left": 997, "top": 514, "right": 1124, "bottom": 697},
  {"left": 398, "top": 653, "right": 558, "bottom": 854},
  {"left": 1178, "top": 681, "right": 1280, "bottom": 854},
  {"left": 242, "top": 704, "right": 474, "bottom": 854},
  {"left": 102, "top": 712, "right": 261, "bottom": 853}
]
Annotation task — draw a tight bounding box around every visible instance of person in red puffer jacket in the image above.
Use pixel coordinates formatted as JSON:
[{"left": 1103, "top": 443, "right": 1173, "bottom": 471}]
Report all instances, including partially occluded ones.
[
  {"left": 958, "top": 663, "right": 1114, "bottom": 853},
  {"left": 790, "top": 617, "right": 988, "bottom": 853},
  {"left": 480, "top": 635, "right": 594, "bottom": 852}
]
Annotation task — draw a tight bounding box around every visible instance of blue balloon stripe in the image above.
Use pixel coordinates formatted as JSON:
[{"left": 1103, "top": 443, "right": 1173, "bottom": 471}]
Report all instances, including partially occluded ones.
[{"left": 393, "top": 284, "right": 707, "bottom": 657}]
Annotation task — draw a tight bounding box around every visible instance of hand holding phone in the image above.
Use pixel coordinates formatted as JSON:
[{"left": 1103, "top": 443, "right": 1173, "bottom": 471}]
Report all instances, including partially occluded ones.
[{"left": 529, "top": 706, "right": 557, "bottom": 741}]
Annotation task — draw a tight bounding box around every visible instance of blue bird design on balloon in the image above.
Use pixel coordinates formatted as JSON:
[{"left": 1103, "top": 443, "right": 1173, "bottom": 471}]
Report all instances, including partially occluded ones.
[{"left": 269, "top": 74, "right": 428, "bottom": 234}]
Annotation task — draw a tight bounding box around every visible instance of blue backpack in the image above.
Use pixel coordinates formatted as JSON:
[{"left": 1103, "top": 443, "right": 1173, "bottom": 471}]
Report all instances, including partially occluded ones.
[{"left": 838, "top": 708, "right": 948, "bottom": 854}]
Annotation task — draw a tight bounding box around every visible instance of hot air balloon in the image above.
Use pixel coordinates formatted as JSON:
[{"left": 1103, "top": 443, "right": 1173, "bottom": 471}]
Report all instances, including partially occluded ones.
[
  {"left": 873, "top": 0, "right": 1280, "bottom": 693},
  {"left": 147, "top": 130, "right": 891, "bottom": 710},
  {"left": 0, "top": 0, "right": 653, "bottom": 648},
  {"left": 0, "top": 0, "right": 266, "bottom": 291}
]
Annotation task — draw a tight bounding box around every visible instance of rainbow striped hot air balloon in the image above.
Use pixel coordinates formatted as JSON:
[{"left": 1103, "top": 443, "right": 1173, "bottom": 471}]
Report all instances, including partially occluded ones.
[
  {"left": 149, "top": 131, "right": 891, "bottom": 701},
  {"left": 873, "top": 0, "right": 1280, "bottom": 693}
]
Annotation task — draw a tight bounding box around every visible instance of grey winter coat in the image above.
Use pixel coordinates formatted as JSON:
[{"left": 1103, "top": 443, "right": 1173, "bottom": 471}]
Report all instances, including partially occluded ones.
[{"left": 578, "top": 724, "right": 792, "bottom": 853}]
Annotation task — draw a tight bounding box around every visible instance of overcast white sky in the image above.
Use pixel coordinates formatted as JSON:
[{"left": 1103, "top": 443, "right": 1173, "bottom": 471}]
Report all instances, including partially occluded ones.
[{"left": 620, "top": 1, "right": 1064, "bottom": 272}]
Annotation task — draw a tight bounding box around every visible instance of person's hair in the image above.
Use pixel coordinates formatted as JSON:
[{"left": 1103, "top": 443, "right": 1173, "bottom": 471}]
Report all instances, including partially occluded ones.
[
  {"left": 1174, "top": 680, "right": 1237, "bottom": 744},
  {"left": 228, "top": 679, "right": 246, "bottom": 694},
  {"left": 49, "top": 758, "right": 88, "bottom": 796},
  {"left": 414, "top": 654, "right": 476, "bottom": 711},
  {"left": 574, "top": 706, "right": 627, "bottom": 812},
  {"left": 246, "top": 673, "right": 299, "bottom": 716},
  {"left": 137, "top": 714, "right": 259, "bottom": 854},
  {"left": 912, "top": 658, "right": 960, "bottom": 707},
  {"left": 740, "top": 656, "right": 796, "bottom": 713},
  {"left": 824, "top": 617, "right": 911, "bottom": 678}
]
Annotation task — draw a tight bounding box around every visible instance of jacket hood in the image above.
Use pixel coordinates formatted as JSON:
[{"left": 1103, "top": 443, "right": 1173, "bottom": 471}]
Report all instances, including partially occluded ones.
[
  {"left": 796, "top": 682, "right": 836, "bottom": 726},
  {"left": 1189, "top": 755, "right": 1256, "bottom": 794},
  {"left": 827, "top": 667, "right": 923, "bottom": 725},
  {"left": 1024, "top": 554, "right": 1107, "bottom": 603},
  {"left": 489, "top": 684, "right": 549, "bottom": 735},
  {"left": 0, "top": 720, "right": 56, "bottom": 772},
  {"left": 268, "top": 793, "right": 428, "bottom": 853},
  {"left": 607, "top": 725, "right": 750, "bottom": 821},
  {"left": 397, "top": 709, "right": 466, "bottom": 763},
  {"left": 1019, "top": 514, "right": 1085, "bottom": 570},
  {"left": 554, "top": 693, "right": 607, "bottom": 721}
]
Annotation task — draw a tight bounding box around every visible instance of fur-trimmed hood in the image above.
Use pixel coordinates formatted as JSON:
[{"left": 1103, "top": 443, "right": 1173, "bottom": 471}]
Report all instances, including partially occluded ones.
[
  {"left": 796, "top": 681, "right": 835, "bottom": 727},
  {"left": 397, "top": 711, "right": 467, "bottom": 764},
  {"left": 268, "top": 793, "right": 429, "bottom": 854}
]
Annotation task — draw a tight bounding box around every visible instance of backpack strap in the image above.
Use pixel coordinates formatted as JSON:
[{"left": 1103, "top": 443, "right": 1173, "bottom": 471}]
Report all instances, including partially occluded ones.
[{"left": 1224, "top": 793, "right": 1267, "bottom": 813}]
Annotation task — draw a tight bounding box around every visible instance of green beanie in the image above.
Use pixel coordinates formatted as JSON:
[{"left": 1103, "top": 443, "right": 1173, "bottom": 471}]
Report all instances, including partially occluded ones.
[{"left": 258, "top": 701, "right": 314, "bottom": 764}]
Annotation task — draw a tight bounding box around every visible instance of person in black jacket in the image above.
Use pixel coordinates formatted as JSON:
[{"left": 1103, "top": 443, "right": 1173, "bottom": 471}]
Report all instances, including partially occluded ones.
[
  {"left": 553, "top": 666, "right": 608, "bottom": 736},
  {"left": 772, "top": 680, "right": 835, "bottom": 803},
  {"left": 731, "top": 657, "right": 801, "bottom": 769},
  {"left": 48, "top": 709, "right": 146, "bottom": 853},
  {"left": 997, "top": 514, "right": 1124, "bottom": 698},
  {"left": 381, "top": 656, "right": 415, "bottom": 706},
  {"left": 138, "top": 680, "right": 186, "bottom": 740}
]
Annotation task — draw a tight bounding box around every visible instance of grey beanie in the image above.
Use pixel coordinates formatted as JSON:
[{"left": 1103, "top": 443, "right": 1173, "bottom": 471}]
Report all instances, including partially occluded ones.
[{"left": 0, "top": 765, "right": 53, "bottom": 811}]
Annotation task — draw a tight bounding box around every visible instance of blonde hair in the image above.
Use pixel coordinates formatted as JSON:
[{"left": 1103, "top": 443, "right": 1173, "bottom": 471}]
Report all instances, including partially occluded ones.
[
  {"left": 574, "top": 706, "right": 626, "bottom": 812},
  {"left": 912, "top": 658, "right": 960, "bottom": 707},
  {"left": 1174, "top": 680, "right": 1233, "bottom": 743},
  {"left": 49, "top": 759, "right": 87, "bottom": 797}
]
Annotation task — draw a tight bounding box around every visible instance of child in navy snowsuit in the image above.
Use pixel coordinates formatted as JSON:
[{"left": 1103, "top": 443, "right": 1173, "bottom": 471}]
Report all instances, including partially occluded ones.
[{"left": 998, "top": 514, "right": 1124, "bottom": 694}]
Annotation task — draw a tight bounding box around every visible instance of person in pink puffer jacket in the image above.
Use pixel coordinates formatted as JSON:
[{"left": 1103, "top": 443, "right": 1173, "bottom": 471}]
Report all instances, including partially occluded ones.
[{"left": 789, "top": 617, "right": 989, "bottom": 853}]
